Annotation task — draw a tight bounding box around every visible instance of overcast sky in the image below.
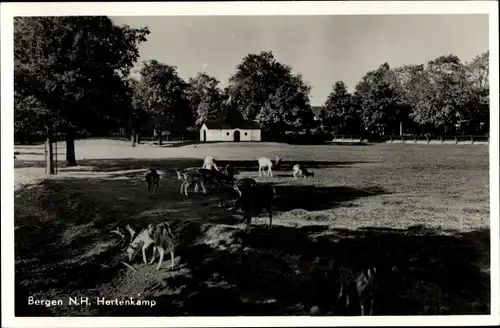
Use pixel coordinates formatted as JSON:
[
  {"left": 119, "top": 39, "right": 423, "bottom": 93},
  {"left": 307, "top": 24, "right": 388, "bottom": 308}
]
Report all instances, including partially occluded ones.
[{"left": 111, "top": 15, "right": 489, "bottom": 106}]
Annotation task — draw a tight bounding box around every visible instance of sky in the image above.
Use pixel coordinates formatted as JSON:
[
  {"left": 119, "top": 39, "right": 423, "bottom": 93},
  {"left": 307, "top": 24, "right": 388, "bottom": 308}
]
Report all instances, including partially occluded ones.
[{"left": 111, "top": 15, "right": 489, "bottom": 106}]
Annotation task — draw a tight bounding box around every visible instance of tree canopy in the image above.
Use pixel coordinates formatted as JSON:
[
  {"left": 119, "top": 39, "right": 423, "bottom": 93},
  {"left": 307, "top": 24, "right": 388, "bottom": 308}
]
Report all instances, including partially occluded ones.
[
  {"left": 14, "top": 16, "right": 150, "bottom": 164},
  {"left": 321, "top": 81, "right": 361, "bottom": 134},
  {"left": 131, "top": 60, "right": 192, "bottom": 144},
  {"left": 185, "top": 72, "right": 226, "bottom": 126},
  {"left": 227, "top": 51, "right": 314, "bottom": 135},
  {"left": 321, "top": 51, "right": 489, "bottom": 136}
]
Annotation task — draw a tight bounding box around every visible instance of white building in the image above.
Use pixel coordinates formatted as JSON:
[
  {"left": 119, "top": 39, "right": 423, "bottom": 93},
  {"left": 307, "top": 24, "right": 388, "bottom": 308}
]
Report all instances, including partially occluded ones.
[{"left": 199, "top": 112, "right": 262, "bottom": 142}]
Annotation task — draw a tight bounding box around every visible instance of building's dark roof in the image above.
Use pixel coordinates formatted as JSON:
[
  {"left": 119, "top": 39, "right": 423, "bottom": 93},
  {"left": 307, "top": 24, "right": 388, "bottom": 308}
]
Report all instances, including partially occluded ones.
[
  {"left": 203, "top": 106, "right": 261, "bottom": 130},
  {"left": 204, "top": 120, "right": 261, "bottom": 130}
]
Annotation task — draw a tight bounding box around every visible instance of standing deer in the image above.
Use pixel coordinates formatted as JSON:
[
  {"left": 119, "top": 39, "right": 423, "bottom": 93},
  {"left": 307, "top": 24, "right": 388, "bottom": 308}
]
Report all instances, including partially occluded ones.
[
  {"left": 145, "top": 169, "right": 160, "bottom": 195},
  {"left": 231, "top": 182, "right": 275, "bottom": 231},
  {"left": 257, "top": 156, "right": 283, "bottom": 177},
  {"left": 202, "top": 155, "right": 219, "bottom": 171},
  {"left": 337, "top": 267, "right": 377, "bottom": 316}
]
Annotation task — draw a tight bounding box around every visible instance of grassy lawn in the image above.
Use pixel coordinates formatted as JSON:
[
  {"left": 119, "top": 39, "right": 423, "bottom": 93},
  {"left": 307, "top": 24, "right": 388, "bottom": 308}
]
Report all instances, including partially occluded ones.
[{"left": 13, "top": 140, "right": 490, "bottom": 316}]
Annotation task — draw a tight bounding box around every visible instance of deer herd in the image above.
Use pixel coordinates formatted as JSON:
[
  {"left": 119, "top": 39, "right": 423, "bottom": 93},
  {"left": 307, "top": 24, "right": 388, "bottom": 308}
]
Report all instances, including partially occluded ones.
[
  {"left": 113, "top": 155, "right": 291, "bottom": 271},
  {"left": 111, "top": 155, "right": 378, "bottom": 315}
]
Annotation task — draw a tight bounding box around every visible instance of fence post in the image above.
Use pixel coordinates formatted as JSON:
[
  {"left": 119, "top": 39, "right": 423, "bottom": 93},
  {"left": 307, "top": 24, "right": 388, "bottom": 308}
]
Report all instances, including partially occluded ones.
[
  {"left": 390, "top": 135, "right": 393, "bottom": 143},
  {"left": 441, "top": 136, "right": 444, "bottom": 144},
  {"left": 426, "top": 135, "right": 430, "bottom": 144},
  {"left": 351, "top": 135, "right": 354, "bottom": 142},
  {"left": 470, "top": 135, "right": 474, "bottom": 145},
  {"left": 455, "top": 136, "right": 458, "bottom": 144},
  {"left": 341, "top": 136, "right": 344, "bottom": 142},
  {"left": 401, "top": 135, "right": 404, "bottom": 144}
]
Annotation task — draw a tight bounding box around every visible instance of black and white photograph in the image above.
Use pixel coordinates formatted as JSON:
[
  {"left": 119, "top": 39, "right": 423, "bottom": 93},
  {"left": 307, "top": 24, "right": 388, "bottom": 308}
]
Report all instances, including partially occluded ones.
[{"left": 1, "top": 1, "right": 499, "bottom": 327}]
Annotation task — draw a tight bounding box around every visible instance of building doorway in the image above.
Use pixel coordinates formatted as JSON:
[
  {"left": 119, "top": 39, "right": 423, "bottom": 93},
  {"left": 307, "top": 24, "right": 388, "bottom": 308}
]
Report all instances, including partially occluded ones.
[
  {"left": 234, "top": 130, "right": 241, "bottom": 142},
  {"left": 203, "top": 130, "right": 207, "bottom": 142}
]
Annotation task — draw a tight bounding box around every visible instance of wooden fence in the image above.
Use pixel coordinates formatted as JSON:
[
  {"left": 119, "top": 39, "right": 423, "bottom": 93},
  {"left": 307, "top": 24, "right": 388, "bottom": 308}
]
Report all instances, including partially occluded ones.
[{"left": 332, "top": 134, "right": 489, "bottom": 144}]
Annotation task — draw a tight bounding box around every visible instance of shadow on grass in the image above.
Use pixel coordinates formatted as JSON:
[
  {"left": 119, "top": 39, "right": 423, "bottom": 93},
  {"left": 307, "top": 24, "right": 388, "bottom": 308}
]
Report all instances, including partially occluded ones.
[
  {"left": 15, "top": 160, "right": 46, "bottom": 169},
  {"left": 327, "top": 142, "right": 373, "bottom": 146},
  {"left": 272, "top": 185, "right": 389, "bottom": 211},
  {"left": 15, "top": 156, "right": 372, "bottom": 172},
  {"left": 285, "top": 140, "right": 371, "bottom": 146},
  {"left": 145, "top": 140, "right": 201, "bottom": 148},
  {"left": 218, "top": 160, "right": 370, "bottom": 173},
  {"left": 15, "top": 151, "right": 54, "bottom": 156},
  {"left": 14, "top": 160, "right": 489, "bottom": 316},
  {"left": 105, "top": 225, "right": 490, "bottom": 316},
  {"left": 75, "top": 158, "right": 369, "bottom": 173},
  {"left": 66, "top": 158, "right": 204, "bottom": 173}
]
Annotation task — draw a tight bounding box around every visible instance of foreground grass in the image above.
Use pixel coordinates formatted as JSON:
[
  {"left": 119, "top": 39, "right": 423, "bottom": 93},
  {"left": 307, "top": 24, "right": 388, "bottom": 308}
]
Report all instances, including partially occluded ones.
[{"left": 14, "top": 142, "right": 490, "bottom": 316}]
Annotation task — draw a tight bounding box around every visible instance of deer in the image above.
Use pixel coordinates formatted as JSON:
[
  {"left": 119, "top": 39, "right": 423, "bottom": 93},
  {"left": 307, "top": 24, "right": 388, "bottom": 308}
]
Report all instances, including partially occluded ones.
[
  {"left": 230, "top": 182, "right": 276, "bottom": 231},
  {"left": 292, "top": 164, "right": 315, "bottom": 180},
  {"left": 337, "top": 267, "right": 377, "bottom": 316},
  {"left": 176, "top": 164, "right": 235, "bottom": 196},
  {"left": 257, "top": 156, "right": 283, "bottom": 177},
  {"left": 145, "top": 169, "right": 160, "bottom": 195},
  {"left": 234, "top": 177, "right": 257, "bottom": 194},
  {"left": 111, "top": 222, "right": 175, "bottom": 271},
  {"left": 202, "top": 155, "right": 219, "bottom": 171}
]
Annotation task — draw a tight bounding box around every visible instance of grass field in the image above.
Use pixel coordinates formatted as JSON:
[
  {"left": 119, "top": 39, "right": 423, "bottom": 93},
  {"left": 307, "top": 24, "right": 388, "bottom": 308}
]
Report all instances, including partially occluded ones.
[{"left": 13, "top": 139, "right": 490, "bottom": 316}]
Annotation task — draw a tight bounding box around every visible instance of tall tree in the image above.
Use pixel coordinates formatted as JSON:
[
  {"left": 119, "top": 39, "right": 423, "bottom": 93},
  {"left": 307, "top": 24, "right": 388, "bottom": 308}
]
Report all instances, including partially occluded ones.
[
  {"left": 185, "top": 72, "right": 225, "bottom": 126},
  {"left": 227, "top": 51, "right": 293, "bottom": 121},
  {"left": 463, "top": 50, "right": 489, "bottom": 133},
  {"left": 321, "top": 81, "right": 361, "bottom": 134},
  {"left": 392, "top": 64, "right": 427, "bottom": 134},
  {"left": 354, "top": 63, "right": 404, "bottom": 135},
  {"left": 14, "top": 16, "right": 150, "bottom": 167},
  {"left": 410, "top": 55, "right": 472, "bottom": 133},
  {"left": 14, "top": 92, "right": 46, "bottom": 145},
  {"left": 228, "top": 51, "right": 313, "bottom": 136},
  {"left": 128, "top": 78, "right": 150, "bottom": 146},
  {"left": 257, "top": 73, "right": 314, "bottom": 135},
  {"left": 134, "top": 60, "right": 191, "bottom": 145}
]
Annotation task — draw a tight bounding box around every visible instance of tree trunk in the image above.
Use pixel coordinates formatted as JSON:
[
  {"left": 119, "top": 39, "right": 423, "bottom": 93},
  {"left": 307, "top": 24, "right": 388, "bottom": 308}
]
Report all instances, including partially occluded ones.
[
  {"left": 136, "top": 133, "right": 140, "bottom": 144},
  {"left": 66, "top": 126, "right": 77, "bottom": 167},
  {"left": 158, "top": 131, "right": 163, "bottom": 146},
  {"left": 46, "top": 125, "right": 55, "bottom": 175}
]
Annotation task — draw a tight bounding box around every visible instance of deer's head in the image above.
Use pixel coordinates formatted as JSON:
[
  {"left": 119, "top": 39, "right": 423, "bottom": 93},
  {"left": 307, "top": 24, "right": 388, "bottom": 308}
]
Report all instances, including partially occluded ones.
[{"left": 273, "top": 156, "right": 283, "bottom": 168}]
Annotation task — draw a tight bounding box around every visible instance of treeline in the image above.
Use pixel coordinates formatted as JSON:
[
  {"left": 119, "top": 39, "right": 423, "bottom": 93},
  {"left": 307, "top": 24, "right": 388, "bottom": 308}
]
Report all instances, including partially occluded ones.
[
  {"left": 321, "top": 52, "right": 489, "bottom": 137},
  {"left": 14, "top": 17, "right": 489, "bottom": 168}
]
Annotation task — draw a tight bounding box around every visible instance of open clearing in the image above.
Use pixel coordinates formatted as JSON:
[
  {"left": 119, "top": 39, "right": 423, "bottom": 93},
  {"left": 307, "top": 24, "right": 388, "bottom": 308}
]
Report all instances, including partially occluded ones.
[{"left": 14, "top": 139, "right": 490, "bottom": 316}]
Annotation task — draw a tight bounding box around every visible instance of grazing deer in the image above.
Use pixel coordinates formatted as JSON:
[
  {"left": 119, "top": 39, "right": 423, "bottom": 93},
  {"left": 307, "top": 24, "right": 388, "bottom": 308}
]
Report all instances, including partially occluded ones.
[
  {"left": 176, "top": 170, "right": 206, "bottom": 196},
  {"left": 234, "top": 177, "right": 257, "bottom": 194},
  {"left": 292, "top": 164, "right": 315, "bottom": 180},
  {"left": 337, "top": 267, "right": 377, "bottom": 316},
  {"left": 176, "top": 165, "right": 235, "bottom": 196},
  {"left": 257, "top": 156, "right": 283, "bottom": 177},
  {"left": 112, "top": 222, "right": 175, "bottom": 270},
  {"left": 231, "top": 182, "right": 276, "bottom": 231},
  {"left": 145, "top": 169, "right": 160, "bottom": 195},
  {"left": 356, "top": 267, "right": 376, "bottom": 316}
]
